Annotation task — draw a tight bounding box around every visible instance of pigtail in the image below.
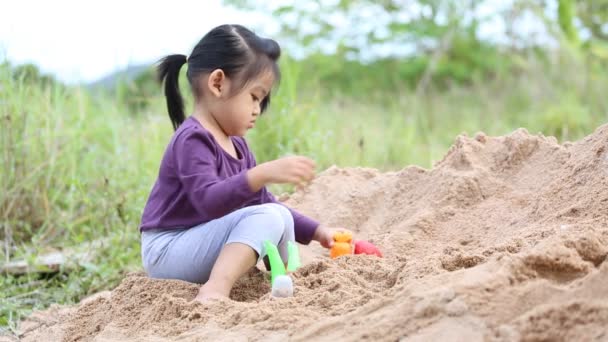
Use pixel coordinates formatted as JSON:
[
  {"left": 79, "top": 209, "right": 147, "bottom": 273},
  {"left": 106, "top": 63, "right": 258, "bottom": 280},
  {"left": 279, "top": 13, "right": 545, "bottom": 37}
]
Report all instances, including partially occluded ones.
[
  {"left": 157, "top": 54, "right": 187, "bottom": 131},
  {"left": 156, "top": 25, "right": 281, "bottom": 124}
]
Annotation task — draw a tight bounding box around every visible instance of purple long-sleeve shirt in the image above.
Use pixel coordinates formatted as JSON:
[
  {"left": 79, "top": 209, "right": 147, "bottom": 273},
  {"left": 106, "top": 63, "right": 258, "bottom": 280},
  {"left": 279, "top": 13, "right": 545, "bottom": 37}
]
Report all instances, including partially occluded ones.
[{"left": 140, "top": 116, "right": 319, "bottom": 244}]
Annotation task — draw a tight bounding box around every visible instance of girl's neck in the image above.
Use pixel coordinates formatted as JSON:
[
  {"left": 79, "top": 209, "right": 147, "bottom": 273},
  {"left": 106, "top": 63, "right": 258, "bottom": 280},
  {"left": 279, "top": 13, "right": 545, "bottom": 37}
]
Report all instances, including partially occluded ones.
[{"left": 192, "top": 105, "right": 230, "bottom": 143}]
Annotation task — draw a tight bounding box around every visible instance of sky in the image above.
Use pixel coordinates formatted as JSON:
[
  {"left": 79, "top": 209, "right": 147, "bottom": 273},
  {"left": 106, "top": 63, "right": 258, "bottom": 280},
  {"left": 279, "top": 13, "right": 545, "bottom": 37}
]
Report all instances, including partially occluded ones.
[
  {"left": 0, "top": 0, "right": 554, "bottom": 84},
  {"left": 0, "top": 0, "right": 277, "bottom": 83}
]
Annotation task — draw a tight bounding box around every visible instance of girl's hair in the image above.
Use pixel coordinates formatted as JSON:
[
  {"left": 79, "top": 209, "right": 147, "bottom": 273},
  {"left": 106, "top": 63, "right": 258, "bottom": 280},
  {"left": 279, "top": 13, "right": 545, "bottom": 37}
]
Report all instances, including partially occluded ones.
[{"left": 157, "top": 24, "right": 281, "bottom": 131}]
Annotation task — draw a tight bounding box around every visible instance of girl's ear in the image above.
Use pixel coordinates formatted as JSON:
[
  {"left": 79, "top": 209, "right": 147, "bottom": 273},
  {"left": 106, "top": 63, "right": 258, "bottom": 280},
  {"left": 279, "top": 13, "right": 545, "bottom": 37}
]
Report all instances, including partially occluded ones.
[{"left": 207, "top": 69, "right": 226, "bottom": 98}]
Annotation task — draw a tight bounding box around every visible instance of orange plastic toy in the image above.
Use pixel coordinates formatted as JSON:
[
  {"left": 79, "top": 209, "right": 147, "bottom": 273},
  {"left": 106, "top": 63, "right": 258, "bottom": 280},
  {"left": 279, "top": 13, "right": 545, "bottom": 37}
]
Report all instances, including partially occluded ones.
[
  {"left": 330, "top": 231, "right": 353, "bottom": 259},
  {"left": 333, "top": 231, "right": 352, "bottom": 243},
  {"left": 330, "top": 242, "right": 352, "bottom": 258}
]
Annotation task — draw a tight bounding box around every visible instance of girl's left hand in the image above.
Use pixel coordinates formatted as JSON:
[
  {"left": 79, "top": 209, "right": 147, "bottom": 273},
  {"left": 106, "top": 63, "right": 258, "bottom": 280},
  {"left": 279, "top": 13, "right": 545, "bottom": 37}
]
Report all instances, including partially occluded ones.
[{"left": 312, "top": 225, "right": 352, "bottom": 249}]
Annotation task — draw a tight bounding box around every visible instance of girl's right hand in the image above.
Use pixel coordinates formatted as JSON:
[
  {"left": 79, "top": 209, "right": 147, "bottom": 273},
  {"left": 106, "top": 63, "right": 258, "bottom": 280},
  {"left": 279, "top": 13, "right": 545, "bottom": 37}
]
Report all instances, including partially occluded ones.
[
  {"left": 263, "top": 156, "right": 316, "bottom": 186},
  {"left": 247, "top": 156, "right": 316, "bottom": 191}
]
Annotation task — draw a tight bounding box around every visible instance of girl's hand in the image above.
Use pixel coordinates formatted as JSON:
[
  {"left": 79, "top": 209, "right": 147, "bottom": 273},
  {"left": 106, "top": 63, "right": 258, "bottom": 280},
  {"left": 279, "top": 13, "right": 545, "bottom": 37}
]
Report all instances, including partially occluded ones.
[
  {"left": 312, "top": 225, "right": 352, "bottom": 249},
  {"left": 249, "top": 156, "right": 316, "bottom": 191},
  {"left": 266, "top": 156, "right": 316, "bottom": 186}
]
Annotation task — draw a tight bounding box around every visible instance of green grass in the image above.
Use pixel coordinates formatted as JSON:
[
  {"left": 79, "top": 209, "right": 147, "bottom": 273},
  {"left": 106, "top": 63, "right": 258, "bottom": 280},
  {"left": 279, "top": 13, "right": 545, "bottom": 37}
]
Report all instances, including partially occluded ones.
[
  {"left": 251, "top": 54, "right": 607, "bottom": 171},
  {"left": 1, "top": 50, "right": 607, "bottom": 335}
]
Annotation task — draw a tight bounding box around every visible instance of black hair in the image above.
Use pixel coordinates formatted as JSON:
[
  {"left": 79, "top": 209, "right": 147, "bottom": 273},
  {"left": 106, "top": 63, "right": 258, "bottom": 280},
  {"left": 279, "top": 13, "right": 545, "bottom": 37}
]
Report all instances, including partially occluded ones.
[{"left": 157, "top": 24, "right": 281, "bottom": 131}]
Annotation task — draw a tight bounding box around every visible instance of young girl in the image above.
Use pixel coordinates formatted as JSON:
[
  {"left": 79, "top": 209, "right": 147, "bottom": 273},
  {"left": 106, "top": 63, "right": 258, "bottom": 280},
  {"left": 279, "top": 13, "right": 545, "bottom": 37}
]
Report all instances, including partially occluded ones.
[{"left": 140, "top": 24, "right": 341, "bottom": 303}]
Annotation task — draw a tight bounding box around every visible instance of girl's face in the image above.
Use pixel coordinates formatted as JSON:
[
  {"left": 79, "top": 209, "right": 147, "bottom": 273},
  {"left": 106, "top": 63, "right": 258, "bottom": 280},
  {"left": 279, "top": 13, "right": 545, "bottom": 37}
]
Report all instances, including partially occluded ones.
[{"left": 204, "top": 70, "right": 274, "bottom": 137}]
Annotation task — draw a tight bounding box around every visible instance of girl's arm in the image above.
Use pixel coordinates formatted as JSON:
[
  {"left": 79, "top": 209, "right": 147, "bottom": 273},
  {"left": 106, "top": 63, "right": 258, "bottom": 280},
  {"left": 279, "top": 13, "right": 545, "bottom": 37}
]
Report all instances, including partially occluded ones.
[
  {"left": 174, "top": 130, "right": 263, "bottom": 219},
  {"left": 238, "top": 137, "right": 319, "bottom": 244}
]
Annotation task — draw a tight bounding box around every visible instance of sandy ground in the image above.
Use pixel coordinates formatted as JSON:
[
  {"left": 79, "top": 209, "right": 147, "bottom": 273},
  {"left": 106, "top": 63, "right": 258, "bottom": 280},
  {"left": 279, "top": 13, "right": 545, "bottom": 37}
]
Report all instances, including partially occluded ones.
[{"left": 14, "top": 124, "right": 608, "bottom": 341}]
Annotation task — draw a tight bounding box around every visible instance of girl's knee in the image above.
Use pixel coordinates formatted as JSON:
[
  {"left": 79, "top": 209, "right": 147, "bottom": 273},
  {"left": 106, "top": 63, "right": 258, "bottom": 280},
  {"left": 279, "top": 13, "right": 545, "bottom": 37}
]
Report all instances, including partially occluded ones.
[
  {"left": 251, "top": 204, "right": 287, "bottom": 243},
  {"left": 263, "top": 203, "right": 294, "bottom": 230},
  {"left": 262, "top": 204, "right": 295, "bottom": 249}
]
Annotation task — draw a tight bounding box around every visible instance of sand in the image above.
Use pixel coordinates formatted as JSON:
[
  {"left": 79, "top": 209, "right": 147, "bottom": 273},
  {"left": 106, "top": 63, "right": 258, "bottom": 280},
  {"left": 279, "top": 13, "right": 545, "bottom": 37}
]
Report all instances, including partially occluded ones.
[{"left": 15, "top": 125, "right": 608, "bottom": 341}]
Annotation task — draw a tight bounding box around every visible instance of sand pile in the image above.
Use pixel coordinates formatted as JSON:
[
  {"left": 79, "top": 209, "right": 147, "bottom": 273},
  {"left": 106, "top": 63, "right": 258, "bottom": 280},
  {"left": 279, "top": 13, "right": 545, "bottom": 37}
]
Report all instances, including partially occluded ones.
[{"left": 16, "top": 125, "right": 608, "bottom": 341}]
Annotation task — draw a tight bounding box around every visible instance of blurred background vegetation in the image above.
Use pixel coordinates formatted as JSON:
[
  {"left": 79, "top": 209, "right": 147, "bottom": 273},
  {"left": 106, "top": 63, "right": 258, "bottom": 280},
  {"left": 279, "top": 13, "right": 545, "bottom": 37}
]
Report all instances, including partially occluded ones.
[{"left": 1, "top": 0, "right": 607, "bottom": 335}]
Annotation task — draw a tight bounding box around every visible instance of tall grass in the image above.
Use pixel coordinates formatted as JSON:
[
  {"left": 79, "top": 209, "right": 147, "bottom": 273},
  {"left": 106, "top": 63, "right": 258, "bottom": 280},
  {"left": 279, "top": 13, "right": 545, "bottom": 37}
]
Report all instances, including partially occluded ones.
[
  {"left": 0, "top": 67, "right": 169, "bottom": 331},
  {"left": 252, "top": 52, "right": 607, "bottom": 170},
  {"left": 1, "top": 49, "right": 607, "bottom": 333}
]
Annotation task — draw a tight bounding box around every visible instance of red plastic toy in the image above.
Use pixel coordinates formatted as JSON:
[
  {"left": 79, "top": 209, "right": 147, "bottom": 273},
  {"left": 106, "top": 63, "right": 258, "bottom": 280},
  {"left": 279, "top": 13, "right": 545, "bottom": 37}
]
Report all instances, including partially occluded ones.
[{"left": 354, "top": 240, "right": 383, "bottom": 257}]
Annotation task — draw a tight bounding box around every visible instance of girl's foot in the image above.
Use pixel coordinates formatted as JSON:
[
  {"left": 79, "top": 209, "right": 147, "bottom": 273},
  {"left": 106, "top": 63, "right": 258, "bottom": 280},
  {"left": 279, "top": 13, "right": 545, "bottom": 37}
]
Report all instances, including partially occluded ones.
[
  {"left": 191, "top": 243, "right": 258, "bottom": 305},
  {"left": 192, "top": 291, "right": 227, "bottom": 304},
  {"left": 192, "top": 283, "right": 229, "bottom": 304}
]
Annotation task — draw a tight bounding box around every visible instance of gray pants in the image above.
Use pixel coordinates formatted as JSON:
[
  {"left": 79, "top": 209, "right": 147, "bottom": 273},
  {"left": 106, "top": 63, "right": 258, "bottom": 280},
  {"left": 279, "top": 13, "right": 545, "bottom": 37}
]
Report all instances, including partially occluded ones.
[{"left": 141, "top": 203, "right": 295, "bottom": 284}]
